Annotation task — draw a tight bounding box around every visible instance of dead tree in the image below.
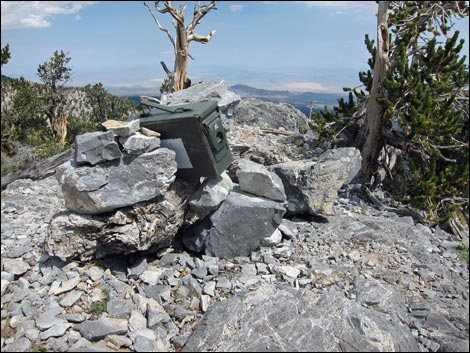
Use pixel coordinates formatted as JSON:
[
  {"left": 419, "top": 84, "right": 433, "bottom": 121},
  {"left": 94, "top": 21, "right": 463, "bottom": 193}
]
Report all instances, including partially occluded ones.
[
  {"left": 144, "top": 1, "right": 217, "bottom": 91},
  {"left": 354, "top": 1, "right": 390, "bottom": 184}
]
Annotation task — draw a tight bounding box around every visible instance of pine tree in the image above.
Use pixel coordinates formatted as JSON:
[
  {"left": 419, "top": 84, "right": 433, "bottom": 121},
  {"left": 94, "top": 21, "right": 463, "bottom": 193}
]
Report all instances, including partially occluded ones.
[
  {"left": 312, "top": 1, "right": 469, "bottom": 222},
  {"left": 37, "top": 50, "right": 72, "bottom": 149},
  {"left": 84, "top": 82, "right": 136, "bottom": 123},
  {"left": 1, "top": 43, "right": 10, "bottom": 67}
]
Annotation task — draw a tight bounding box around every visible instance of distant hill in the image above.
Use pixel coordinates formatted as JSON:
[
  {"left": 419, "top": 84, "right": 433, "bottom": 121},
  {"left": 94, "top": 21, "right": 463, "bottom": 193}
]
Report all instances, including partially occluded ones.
[
  {"left": 230, "top": 84, "right": 346, "bottom": 115},
  {"left": 1, "top": 74, "right": 12, "bottom": 81}
]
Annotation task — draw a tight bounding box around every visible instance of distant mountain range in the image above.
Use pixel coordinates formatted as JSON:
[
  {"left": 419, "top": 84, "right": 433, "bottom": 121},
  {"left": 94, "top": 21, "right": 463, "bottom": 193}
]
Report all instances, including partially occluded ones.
[{"left": 229, "top": 84, "right": 346, "bottom": 115}]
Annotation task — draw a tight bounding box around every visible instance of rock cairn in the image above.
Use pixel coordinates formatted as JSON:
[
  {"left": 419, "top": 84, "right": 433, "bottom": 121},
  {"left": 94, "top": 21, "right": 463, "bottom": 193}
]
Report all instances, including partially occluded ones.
[{"left": 46, "top": 119, "right": 199, "bottom": 262}]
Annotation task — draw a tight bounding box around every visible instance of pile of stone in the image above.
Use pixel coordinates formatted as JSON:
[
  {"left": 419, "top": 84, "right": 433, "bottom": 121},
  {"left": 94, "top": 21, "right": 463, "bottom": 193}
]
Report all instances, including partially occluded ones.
[
  {"left": 44, "top": 80, "right": 362, "bottom": 262},
  {"left": 48, "top": 116, "right": 362, "bottom": 261},
  {"left": 46, "top": 119, "right": 199, "bottom": 261}
]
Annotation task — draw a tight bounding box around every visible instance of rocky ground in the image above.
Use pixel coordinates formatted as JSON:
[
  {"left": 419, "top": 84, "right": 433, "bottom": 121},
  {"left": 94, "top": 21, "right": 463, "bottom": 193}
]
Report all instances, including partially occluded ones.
[
  {"left": 1, "top": 173, "right": 468, "bottom": 352},
  {"left": 1, "top": 81, "right": 469, "bottom": 351}
]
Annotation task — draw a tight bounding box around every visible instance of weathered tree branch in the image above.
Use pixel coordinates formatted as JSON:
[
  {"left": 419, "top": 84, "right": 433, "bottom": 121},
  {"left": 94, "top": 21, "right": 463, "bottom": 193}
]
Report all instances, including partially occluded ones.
[
  {"left": 363, "top": 185, "right": 425, "bottom": 222},
  {"left": 188, "top": 30, "right": 216, "bottom": 43},
  {"left": 156, "top": 1, "right": 184, "bottom": 26},
  {"left": 160, "top": 61, "right": 172, "bottom": 76},
  {"left": 188, "top": 1, "right": 217, "bottom": 33},
  {"left": 144, "top": 1, "right": 176, "bottom": 52}
]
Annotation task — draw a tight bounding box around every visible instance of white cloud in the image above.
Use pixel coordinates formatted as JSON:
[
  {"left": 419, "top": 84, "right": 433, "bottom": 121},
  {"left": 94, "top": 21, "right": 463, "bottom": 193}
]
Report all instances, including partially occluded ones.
[
  {"left": 1, "top": 1, "right": 96, "bottom": 30},
  {"left": 229, "top": 4, "right": 244, "bottom": 12}
]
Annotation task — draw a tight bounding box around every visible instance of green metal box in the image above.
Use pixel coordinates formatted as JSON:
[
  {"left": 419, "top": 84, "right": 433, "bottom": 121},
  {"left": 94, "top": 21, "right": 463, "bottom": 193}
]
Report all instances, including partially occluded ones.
[{"left": 135, "top": 99, "right": 233, "bottom": 178}]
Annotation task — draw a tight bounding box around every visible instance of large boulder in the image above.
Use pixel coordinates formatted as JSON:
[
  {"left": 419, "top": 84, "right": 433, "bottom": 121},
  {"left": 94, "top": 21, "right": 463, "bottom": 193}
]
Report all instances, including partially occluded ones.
[
  {"left": 159, "top": 80, "right": 240, "bottom": 110},
  {"left": 232, "top": 98, "right": 309, "bottom": 131},
  {"left": 272, "top": 147, "right": 361, "bottom": 215},
  {"left": 183, "top": 283, "right": 419, "bottom": 352},
  {"left": 183, "top": 191, "right": 286, "bottom": 258},
  {"left": 45, "top": 178, "right": 199, "bottom": 261},
  {"left": 236, "top": 159, "right": 286, "bottom": 201},
  {"left": 57, "top": 148, "right": 177, "bottom": 215}
]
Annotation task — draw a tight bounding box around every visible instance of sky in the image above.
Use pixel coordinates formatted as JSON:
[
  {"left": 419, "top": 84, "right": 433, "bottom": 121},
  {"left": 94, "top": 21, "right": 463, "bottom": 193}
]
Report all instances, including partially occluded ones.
[{"left": 1, "top": 1, "right": 469, "bottom": 95}]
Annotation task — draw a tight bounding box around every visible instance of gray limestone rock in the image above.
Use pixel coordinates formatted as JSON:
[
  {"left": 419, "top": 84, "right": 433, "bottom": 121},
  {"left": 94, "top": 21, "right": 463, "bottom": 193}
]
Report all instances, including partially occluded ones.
[
  {"left": 2, "top": 258, "right": 30, "bottom": 275},
  {"left": 59, "top": 290, "right": 83, "bottom": 308},
  {"left": 119, "top": 133, "right": 160, "bottom": 155},
  {"left": 6, "top": 244, "right": 33, "bottom": 258},
  {"left": 57, "top": 147, "right": 177, "bottom": 214},
  {"left": 107, "top": 299, "right": 133, "bottom": 319},
  {"left": 73, "top": 318, "right": 128, "bottom": 341},
  {"left": 272, "top": 147, "right": 361, "bottom": 215},
  {"left": 183, "top": 284, "right": 419, "bottom": 352},
  {"left": 2, "top": 337, "right": 31, "bottom": 352},
  {"left": 74, "top": 131, "right": 121, "bottom": 166},
  {"left": 188, "top": 171, "right": 233, "bottom": 220},
  {"left": 236, "top": 159, "right": 286, "bottom": 201},
  {"left": 231, "top": 98, "right": 309, "bottom": 131},
  {"left": 39, "top": 320, "right": 72, "bottom": 340},
  {"left": 160, "top": 80, "right": 240, "bottom": 110},
  {"left": 183, "top": 191, "right": 285, "bottom": 258},
  {"left": 44, "top": 213, "right": 104, "bottom": 262},
  {"left": 127, "top": 258, "right": 148, "bottom": 279}
]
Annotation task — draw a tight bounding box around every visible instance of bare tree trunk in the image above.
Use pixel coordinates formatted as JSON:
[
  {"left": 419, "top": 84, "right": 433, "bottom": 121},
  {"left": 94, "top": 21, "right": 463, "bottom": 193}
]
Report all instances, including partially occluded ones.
[
  {"left": 355, "top": 1, "right": 390, "bottom": 185},
  {"left": 174, "top": 25, "right": 190, "bottom": 91},
  {"left": 56, "top": 113, "right": 67, "bottom": 149}
]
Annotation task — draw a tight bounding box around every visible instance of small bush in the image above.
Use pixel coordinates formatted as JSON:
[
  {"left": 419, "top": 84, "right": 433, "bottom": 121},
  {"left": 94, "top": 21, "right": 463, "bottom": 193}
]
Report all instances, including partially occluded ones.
[
  {"left": 456, "top": 243, "right": 469, "bottom": 263},
  {"left": 298, "top": 124, "right": 308, "bottom": 134},
  {"left": 90, "top": 286, "right": 110, "bottom": 317}
]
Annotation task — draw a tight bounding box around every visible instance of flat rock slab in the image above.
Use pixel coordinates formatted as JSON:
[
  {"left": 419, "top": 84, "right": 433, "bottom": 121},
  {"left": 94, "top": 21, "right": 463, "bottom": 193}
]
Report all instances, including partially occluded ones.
[
  {"left": 102, "top": 119, "right": 140, "bottom": 137},
  {"left": 57, "top": 148, "right": 177, "bottom": 214},
  {"left": 74, "top": 317, "right": 128, "bottom": 341},
  {"left": 2, "top": 258, "right": 30, "bottom": 275},
  {"left": 183, "top": 283, "right": 419, "bottom": 352},
  {"left": 160, "top": 80, "right": 240, "bottom": 109},
  {"left": 120, "top": 133, "right": 160, "bottom": 155}
]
